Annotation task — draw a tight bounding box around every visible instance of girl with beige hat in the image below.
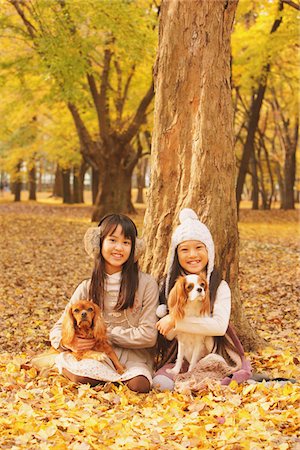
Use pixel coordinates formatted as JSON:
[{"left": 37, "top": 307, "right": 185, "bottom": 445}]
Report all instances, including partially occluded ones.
[{"left": 50, "top": 213, "right": 159, "bottom": 393}]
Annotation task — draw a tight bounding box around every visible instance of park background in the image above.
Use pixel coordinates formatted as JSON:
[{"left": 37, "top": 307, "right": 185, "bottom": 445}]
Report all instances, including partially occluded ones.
[{"left": 0, "top": 0, "right": 299, "bottom": 449}]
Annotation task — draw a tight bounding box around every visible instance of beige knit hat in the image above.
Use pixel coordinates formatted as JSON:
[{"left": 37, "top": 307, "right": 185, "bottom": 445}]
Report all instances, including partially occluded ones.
[
  {"left": 84, "top": 227, "right": 145, "bottom": 262},
  {"left": 165, "top": 208, "right": 215, "bottom": 295}
]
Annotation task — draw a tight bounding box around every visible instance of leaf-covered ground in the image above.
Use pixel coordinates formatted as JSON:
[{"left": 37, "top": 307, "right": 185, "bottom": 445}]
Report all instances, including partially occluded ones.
[{"left": 0, "top": 202, "right": 299, "bottom": 449}]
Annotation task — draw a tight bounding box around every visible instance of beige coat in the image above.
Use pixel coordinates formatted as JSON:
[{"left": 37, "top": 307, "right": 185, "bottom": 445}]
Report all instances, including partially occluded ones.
[{"left": 50, "top": 271, "right": 159, "bottom": 383}]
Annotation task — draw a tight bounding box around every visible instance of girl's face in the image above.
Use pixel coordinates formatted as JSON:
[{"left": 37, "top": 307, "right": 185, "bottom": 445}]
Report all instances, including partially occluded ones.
[
  {"left": 177, "top": 240, "right": 208, "bottom": 274},
  {"left": 101, "top": 224, "right": 132, "bottom": 274}
]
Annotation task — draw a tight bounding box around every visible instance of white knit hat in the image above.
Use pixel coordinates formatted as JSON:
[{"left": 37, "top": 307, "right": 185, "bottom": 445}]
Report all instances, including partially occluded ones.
[{"left": 165, "top": 208, "right": 215, "bottom": 295}]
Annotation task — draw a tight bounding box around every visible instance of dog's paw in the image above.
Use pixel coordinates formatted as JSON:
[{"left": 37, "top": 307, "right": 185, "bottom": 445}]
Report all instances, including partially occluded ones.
[{"left": 117, "top": 365, "right": 126, "bottom": 375}]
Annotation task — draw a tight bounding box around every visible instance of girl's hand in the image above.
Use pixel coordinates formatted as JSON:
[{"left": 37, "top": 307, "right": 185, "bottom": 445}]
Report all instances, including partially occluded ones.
[
  {"left": 64, "top": 336, "right": 97, "bottom": 352},
  {"left": 156, "top": 314, "right": 175, "bottom": 336}
]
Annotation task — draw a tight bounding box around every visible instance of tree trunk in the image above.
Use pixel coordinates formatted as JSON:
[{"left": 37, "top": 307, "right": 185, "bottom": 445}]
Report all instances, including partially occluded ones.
[
  {"left": 236, "top": 87, "right": 267, "bottom": 211},
  {"left": 283, "top": 151, "right": 296, "bottom": 209},
  {"left": 250, "top": 153, "right": 259, "bottom": 209},
  {"left": 62, "top": 168, "right": 73, "bottom": 204},
  {"left": 73, "top": 170, "right": 81, "bottom": 204},
  {"left": 91, "top": 168, "right": 99, "bottom": 205},
  {"left": 275, "top": 162, "right": 285, "bottom": 208},
  {"left": 142, "top": 0, "right": 260, "bottom": 351},
  {"left": 92, "top": 158, "right": 135, "bottom": 222},
  {"left": 257, "top": 154, "right": 268, "bottom": 210},
  {"left": 135, "top": 157, "right": 148, "bottom": 203},
  {"left": 53, "top": 164, "right": 63, "bottom": 197},
  {"left": 282, "top": 119, "right": 298, "bottom": 210},
  {"left": 73, "top": 161, "right": 87, "bottom": 203},
  {"left": 28, "top": 164, "right": 37, "bottom": 201},
  {"left": 260, "top": 134, "right": 275, "bottom": 209},
  {"left": 13, "top": 162, "right": 22, "bottom": 202}
]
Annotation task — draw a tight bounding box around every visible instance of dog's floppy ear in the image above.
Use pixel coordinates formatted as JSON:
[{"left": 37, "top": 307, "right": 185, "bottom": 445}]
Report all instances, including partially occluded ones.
[
  {"left": 92, "top": 303, "right": 107, "bottom": 341},
  {"left": 200, "top": 284, "right": 211, "bottom": 316},
  {"left": 61, "top": 305, "right": 76, "bottom": 346},
  {"left": 168, "top": 276, "right": 187, "bottom": 321}
]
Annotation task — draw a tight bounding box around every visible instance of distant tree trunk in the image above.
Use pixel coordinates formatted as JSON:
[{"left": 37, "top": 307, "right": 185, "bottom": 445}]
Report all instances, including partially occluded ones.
[
  {"left": 135, "top": 157, "right": 149, "bottom": 203},
  {"left": 28, "top": 164, "right": 37, "bottom": 201},
  {"left": 296, "top": 185, "right": 300, "bottom": 204},
  {"left": 73, "top": 161, "right": 88, "bottom": 203},
  {"left": 257, "top": 154, "right": 268, "bottom": 210},
  {"left": 62, "top": 168, "right": 73, "bottom": 204},
  {"left": 73, "top": 171, "right": 81, "bottom": 204},
  {"left": 275, "top": 162, "right": 284, "bottom": 206},
  {"left": 250, "top": 153, "right": 259, "bottom": 209},
  {"left": 258, "top": 131, "right": 275, "bottom": 209},
  {"left": 142, "top": 0, "right": 260, "bottom": 351},
  {"left": 13, "top": 162, "right": 22, "bottom": 202},
  {"left": 282, "top": 118, "right": 298, "bottom": 209},
  {"left": 53, "top": 164, "right": 63, "bottom": 197},
  {"left": 236, "top": 3, "right": 283, "bottom": 210},
  {"left": 92, "top": 156, "right": 135, "bottom": 221},
  {"left": 91, "top": 168, "right": 99, "bottom": 205}
]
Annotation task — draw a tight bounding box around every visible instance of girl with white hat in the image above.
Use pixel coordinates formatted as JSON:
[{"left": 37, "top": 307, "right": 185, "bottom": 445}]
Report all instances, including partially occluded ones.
[{"left": 153, "top": 208, "right": 251, "bottom": 391}]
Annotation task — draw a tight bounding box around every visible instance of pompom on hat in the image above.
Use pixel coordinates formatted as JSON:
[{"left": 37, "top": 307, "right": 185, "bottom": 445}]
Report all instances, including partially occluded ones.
[
  {"left": 165, "top": 208, "right": 215, "bottom": 295},
  {"left": 84, "top": 227, "right": 145, "bottom": 262}
]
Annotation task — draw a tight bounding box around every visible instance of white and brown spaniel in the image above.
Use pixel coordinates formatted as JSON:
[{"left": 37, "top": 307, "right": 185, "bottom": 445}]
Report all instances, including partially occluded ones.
[{"left": 166, "top": 274, "right": 211, "bottom": 376}]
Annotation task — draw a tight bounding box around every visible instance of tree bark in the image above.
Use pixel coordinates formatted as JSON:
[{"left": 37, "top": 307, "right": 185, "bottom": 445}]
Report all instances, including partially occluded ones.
[
  {"left": 91, "top": 167, "right": 99, "bottom": 205},
  {"left": 13, "top": 162, "right": 22, "bottom": 202},
  {"left": 258, "top": 130, "right": 275, "bottom": 209},
  {"left": 73, "top": 160, "right": 88, "bottom": 203},
  {"left": 250, "top": 153, "right": 259, "bottom": 209},
  {"left": 53, "top": 164, "right": 63, "bottom": 197},
  {"left": 135, "top": 157, "right": 149, "bottom": 204},
  {"left": 92, "top": 155, "right": 135, "bottom": 221},
  {"left": 28, "top": 164, "right": 37, "bottom": 201},
  {"left": 142, "top": 0, "right": 261, "bottom": 351},
  {"left": 72, "top": 170, "right": 81, "bottom": 204},
  {"left": 275, "top": 162, "right": 285, "bottom": 207},
  {"left": 282, "top": 118, "right": 298, "bottom": 209},
  {"left": 62, "top": 168, "right": 73, "bottom": 204}
]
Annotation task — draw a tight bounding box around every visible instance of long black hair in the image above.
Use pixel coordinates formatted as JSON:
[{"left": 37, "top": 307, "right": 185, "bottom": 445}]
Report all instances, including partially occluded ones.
[
  {"left": 88, "top": 214, "right": 139, "bottom": 311},
  {"left": 155, "top": 247, "right": 236, "bottom": 369}
]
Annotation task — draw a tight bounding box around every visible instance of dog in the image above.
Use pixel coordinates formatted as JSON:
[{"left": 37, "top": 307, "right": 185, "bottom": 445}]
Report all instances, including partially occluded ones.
[
  {"left": 166, "top": 274, "right": 212, "bottom": 376},
  {"left": 61, "top": 300, "right": 125, "bottom": 374}
]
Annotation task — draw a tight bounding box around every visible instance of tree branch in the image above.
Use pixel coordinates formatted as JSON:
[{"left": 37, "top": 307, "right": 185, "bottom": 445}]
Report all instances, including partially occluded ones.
[
  {"left": 282, "top": 0, "right": 300, "bottom": 10},
  {"left": 67, "top": 102, "right": 101, "bottom": 170},
  {"left": 98, "top": 48, "right": 112, "bottom": 141},
  {"left": 121, "top": 64, "right": 135, "bottom": 114},
  {"left": 9, "top": 0, "right": 37, "bottom": 39},
  {"left": 121, "top": 81, "right": 154, "bottom": 144},
  {"left": 86, "top": 72, "right": 103, "bottom": 133}
]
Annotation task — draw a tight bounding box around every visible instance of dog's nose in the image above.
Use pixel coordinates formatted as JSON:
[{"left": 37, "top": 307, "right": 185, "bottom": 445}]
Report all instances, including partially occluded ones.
[
  {"left": 81, "top": 311, "right": 87, "bottom": 318},
  {"left": 197, "top": 287, "right": 204, "bottom": 293}
]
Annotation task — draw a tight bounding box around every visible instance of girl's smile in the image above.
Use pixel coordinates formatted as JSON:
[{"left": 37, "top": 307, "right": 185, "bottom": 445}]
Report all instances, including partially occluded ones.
[
  {"left": 177, "top": 240, "right": 208, "bottom": 274},
  {"left": 102, "top": 224, "right": 132, "bottom": 274}
]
